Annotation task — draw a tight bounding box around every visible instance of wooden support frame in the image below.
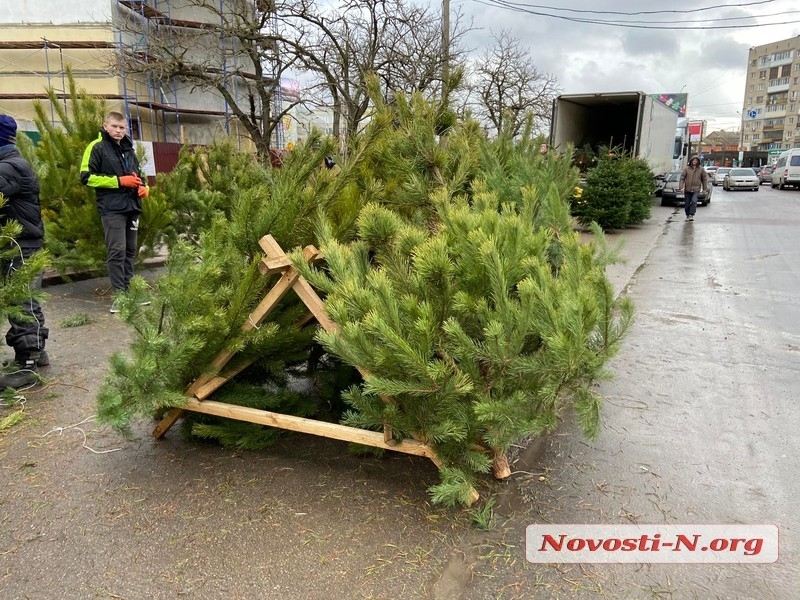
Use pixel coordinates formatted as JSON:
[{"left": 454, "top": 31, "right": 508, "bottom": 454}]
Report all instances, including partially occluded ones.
[{"left": 151, "top": 235, "right": 482, "bottom": 499}]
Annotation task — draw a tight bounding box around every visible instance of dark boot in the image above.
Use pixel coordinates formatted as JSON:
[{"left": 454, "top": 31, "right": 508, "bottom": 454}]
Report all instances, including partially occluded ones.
[
  {"left": 0, "top": 358, "right": 39, "bottom": 389},
  {"left": 2, "top": 350, "right": 48, "bottom": 368}
]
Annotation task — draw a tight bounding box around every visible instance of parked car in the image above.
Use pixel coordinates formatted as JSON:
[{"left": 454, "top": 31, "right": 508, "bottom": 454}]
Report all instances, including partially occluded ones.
[
  {"left": 705, "top": 166, "right": 718, "bottom": 179},
  {"left": 660, "top": 171, "right": 712, "bottom": 206},
  {"left": 723, "top": 168, "right": 759, "bottom": 191},
  {"left": 758, "top": 165, "right": 774, "bottom": 184},
  {"left": 771, "top": 148, "right": 800, "bottom": 189},
  {"left": 712, "top": 167, "right": 732, "bottom": 186}
]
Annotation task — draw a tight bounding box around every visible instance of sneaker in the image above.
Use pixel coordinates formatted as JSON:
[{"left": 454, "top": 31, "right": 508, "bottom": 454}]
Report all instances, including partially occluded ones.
[
  {"left": 139, "top": 300, "right": 151, "bottom": 307},
  {"left": 0, "top": 359, "right": 39, "bottom": 389},
  {"left": 110, "top": 299, "right": 122, "bottom": 313},
  {"left": 685, "top": 216, "right": 690, "bottom": 221},
  {"left": 688, "top": 215, "right": 694, "bottom": 221}
]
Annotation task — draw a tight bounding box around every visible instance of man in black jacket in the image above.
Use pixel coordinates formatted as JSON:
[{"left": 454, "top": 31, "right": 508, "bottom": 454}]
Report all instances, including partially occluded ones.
[
  {"left": 80, "top": 111, "right": 149, "bottom": 313},
  {"left": 0, "top": 114, "right": 49, "bottom": 389}
]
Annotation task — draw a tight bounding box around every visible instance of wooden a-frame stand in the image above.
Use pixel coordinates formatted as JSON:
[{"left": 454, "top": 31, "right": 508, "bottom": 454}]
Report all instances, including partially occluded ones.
[{"left": 152, "top": 235, "right": 484, "bottom": 501}]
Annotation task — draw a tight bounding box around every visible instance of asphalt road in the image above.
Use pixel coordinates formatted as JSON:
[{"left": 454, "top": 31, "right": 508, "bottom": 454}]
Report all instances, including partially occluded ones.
[
  {"left": 471, "top": 183, "right": 800, "bottom": 599},
  {"left": 2, "top": 185, "right": 798, "bottom": 599}
]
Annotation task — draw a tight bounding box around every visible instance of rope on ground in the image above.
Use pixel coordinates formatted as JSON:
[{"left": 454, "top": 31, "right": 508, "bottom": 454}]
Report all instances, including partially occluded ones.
[{"left": 42, "top": 414, "right": 122, "bottom": 454}]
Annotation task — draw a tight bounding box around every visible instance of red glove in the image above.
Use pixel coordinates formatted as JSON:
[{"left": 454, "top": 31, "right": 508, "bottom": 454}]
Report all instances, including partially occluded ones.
[
  {"left": 119, "top": 174, "right": 142, "bottom": 188},
  {"left": 137, "top": 185, "right": 149, "bottom": 199}
]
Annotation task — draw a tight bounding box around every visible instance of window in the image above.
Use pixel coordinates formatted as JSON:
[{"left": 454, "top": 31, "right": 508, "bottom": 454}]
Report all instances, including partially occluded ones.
[
  {"left": 744, "top": 134, "right": 750, "bottom": 141},
  {"left": 781, "top": 64, "right": 792, "bottom": 77},
  {"left": 759, "top": 70, "right": 767, "bottom": 79},
  {"left": 756, "top": 96, "right": 763, "bottom": 103},
  {"left": 758, "top": 83, "right": 765, "bottom": 90},
  {"left": 753, "top": 134, "right": 760, "bottom": 141},
  {"left": 795, "top": 63, "right": 800, "bottom": 71}
]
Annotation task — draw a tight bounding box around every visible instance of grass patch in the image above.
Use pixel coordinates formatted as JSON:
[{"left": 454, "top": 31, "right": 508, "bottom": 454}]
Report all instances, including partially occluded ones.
[
  {"left": 469, "top": 497, "right": 496, "bottom": 530},
  {"left": 0, "top": 410, "right": 25, "bottom": 431},
  {"left": 59, "top": 312, "right": 95, "bottom": 328}
]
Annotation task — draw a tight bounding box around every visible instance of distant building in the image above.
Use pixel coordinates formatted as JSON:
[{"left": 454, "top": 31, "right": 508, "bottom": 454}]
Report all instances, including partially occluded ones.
[
  {"left": 0, "top": 1, "right": 279, "bottom": 155},
  {"left": 741, "top": 36, "right": 800, "bottom": 162}
]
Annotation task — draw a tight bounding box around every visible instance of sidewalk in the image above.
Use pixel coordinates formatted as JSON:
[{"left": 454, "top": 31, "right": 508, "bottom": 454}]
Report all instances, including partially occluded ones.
[{"left": 0, "top": 206, "right": 673, "bottom": 600}]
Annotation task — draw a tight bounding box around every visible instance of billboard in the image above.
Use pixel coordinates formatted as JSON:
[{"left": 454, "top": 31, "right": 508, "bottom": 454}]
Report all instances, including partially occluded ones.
[
  {"left": 652, "top": 93, "right": 687, "bottom": 117},
  {"left": 688, "top": 120, "right": 704, "bottom": 143}
]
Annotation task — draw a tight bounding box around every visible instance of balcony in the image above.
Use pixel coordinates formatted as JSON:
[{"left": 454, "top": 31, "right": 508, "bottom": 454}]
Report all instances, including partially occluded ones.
[
  {"left": 761, "top": 131, "right": 784, "bottom": 142},
  {"left": 768, "top": 77, "right": 790, "bottom": 93}
]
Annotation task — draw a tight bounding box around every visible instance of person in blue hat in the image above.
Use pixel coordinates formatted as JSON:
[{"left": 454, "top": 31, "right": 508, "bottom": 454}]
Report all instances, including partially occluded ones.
[{"left": 0, "top": 114, "right": 49, "bottom": 389}]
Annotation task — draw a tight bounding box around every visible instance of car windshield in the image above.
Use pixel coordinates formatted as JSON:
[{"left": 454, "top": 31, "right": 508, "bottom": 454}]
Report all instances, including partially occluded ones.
[
  {"left": 667, "top": 172, "right": 681, "bottom": 182},
  {"left": 730, "top": 169, "right": 754, "bottom": 176},
  {"left": 717, "top": 168, "right": 731, "bottom": 174}
]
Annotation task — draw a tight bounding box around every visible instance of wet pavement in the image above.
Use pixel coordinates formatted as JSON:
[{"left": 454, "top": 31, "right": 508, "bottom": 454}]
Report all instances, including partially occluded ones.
[{"left": 2, "top": 190, "right": 797, "bottom": 599}]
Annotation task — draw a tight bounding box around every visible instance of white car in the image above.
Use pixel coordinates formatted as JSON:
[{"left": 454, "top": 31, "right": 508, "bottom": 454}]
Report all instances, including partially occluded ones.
[
  {"left": 712, "top": 167, "right": 732, "bottom": 186},
  {"left": 723, "top": 168, "right": 759, "bottom": 191}
]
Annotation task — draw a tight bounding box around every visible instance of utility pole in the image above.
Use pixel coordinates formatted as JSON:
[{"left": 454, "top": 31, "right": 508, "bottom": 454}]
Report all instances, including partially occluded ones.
[{"left": 442, "top": 0, "right": 449, "bottom": 102}]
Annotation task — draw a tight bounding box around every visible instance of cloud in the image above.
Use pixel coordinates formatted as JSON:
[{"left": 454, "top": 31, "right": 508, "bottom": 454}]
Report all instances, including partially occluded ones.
[
  {"left": 621, "top": 30, "right": 680, "bottom": 57},
  {"left": 700, "top": 36, "right": 751, "bottom": 70}
]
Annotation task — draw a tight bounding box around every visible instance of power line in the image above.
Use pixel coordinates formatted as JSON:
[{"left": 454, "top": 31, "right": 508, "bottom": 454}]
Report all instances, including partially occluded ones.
[
  {"left": 474, "top": 0, "right": 800, "bottom": 30},
  {"left": 481, "top": 0, "right": 779, "bottom": 17}
]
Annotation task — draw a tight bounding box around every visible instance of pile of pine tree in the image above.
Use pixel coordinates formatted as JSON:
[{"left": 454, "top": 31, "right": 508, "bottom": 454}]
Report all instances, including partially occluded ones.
[{"left": 98, "top": 88, "right": 633, "bottom": 506}]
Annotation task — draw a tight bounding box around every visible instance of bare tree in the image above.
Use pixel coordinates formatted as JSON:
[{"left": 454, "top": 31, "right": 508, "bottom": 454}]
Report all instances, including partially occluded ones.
[
  {"left": 115, "top": 0, "right": 470, "bottom": 159},
  {"left": 116, "top": 0, "right": 307, "bottom": 163},
  {"left": 276, "top": 0, "right": 470, "bottom": 142},
  {"left": 467, "top": 30, "right": 560, "bottom": 138}
]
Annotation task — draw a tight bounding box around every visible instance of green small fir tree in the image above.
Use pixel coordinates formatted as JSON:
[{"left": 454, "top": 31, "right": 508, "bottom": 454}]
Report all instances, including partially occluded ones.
[
  {"left": 0, "top": 197, "right": 50, "bottom": 336},
  {"left": 18, "top": 69, "right": 170, "bottom": 276}
]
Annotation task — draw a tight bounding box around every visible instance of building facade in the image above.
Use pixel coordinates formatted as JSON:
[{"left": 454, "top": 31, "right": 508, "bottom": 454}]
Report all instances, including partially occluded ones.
[
  {"left": 741, "top": 36, "right": 800, "bottom": 162},
  {"left": 0, "top": 0, "right": 276, "bottom": 152}
]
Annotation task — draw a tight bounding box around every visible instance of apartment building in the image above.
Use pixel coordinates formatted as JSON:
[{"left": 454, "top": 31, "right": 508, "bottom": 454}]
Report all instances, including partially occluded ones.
[
  {"left": 741, "top": 36, "right": 800, "bottom": 162},
  {"left": 0, "top": 0, "right": 277, "bottom": 152}
]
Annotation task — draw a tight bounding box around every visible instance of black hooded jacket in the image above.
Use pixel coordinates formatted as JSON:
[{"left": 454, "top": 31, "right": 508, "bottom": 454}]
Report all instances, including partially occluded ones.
[
  {"left": 0, "top": 144, "right": 45, "bottom": 249},
  {"left": 80, "top": 129, "right": 145, "bottom": 216}
]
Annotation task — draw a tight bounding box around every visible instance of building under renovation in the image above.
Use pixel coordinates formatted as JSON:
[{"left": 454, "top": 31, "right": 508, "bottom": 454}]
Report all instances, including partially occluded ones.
[{"left": 0, "top": 0, "right": 282, "bottom": 155}]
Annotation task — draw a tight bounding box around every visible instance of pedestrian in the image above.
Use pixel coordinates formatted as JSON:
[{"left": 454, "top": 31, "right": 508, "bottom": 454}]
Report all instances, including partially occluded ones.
[
  {"left": 679, "top": 155, "right": 707, "bottom": 222},
  {"left": 80, "top": 111, "right": 149, "bottom": 312},
  {"left": 0, "top": 114, "right": 49, "bottom": 389}
]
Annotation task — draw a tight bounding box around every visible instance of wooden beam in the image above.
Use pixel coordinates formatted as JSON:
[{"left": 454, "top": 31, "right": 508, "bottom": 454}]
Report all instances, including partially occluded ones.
[
  {"left": 153, "top": 407, "right": 184, "bottom": 439},
  {"left": 179, "top": 398, "right": 440, "bottom": 461}
]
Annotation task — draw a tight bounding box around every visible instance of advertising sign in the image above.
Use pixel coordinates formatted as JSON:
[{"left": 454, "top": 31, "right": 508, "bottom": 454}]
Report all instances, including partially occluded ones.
[
  {"left": 688, "top": 120, "right": 704, "bottom": 143},
  {"left": 652, "top": 93, "right": 688, "bottom": 117}
]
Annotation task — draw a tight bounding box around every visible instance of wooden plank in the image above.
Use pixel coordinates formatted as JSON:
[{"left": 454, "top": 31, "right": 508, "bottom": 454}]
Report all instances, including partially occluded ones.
[
  {"left": 153, "top": 407, "right": 184, "bottom": 439},
  {"left": 179, "top": 398, "right": 440, "bottom": 461},
  {"left": 258, "top": 255, "right": 295, "bottom": 276},
  {"left": 193, "top": 360, "right": 254, "bottom": 401},
  {"left": 259, "top": 251, "right": 324, "bottom": 276},
  {"left": 291, "top": 277, "right": 338, "bottom": 333},
  {"left": 245, "top": 268, "right": 302, "bottom": 333}
]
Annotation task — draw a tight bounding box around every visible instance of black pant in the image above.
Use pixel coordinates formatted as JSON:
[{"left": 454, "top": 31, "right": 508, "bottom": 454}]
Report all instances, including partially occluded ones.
[
  {"left": 102, "top": 212, "right": 139, "bottom": 292},
  {"left": 4, "top": 246, "right": 48, "bottom": 360}
]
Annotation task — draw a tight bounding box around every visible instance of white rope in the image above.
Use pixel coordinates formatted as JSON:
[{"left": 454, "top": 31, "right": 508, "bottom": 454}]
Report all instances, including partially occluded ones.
[{"left": 42, "top": 415, "right": 122, "bottom": 454}]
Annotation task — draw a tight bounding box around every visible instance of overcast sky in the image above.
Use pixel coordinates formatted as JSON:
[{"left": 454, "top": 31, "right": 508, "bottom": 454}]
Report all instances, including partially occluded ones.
[{"left": 457, "top": 0, "right": 800, "bottom": 132}]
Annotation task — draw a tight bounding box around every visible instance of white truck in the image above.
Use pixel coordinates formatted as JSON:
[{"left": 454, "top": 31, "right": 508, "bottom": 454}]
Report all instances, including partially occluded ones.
[{"left": 550, "top": 91, "right": 678, "bottom": 177}]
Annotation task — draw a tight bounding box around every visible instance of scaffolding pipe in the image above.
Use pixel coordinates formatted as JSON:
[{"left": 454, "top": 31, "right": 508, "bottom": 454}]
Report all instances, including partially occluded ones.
[{"left": 41, "top": 37, "right": 55, "bottom": 125}]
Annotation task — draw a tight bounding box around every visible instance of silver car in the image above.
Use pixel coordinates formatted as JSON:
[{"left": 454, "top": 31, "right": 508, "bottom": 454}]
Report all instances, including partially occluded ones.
[
  {"left": 723, "top": 168, "right": 759, "bottom": 191},
  {"left": 712, "top": 167, "right": 732, "bottom": 186}
]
